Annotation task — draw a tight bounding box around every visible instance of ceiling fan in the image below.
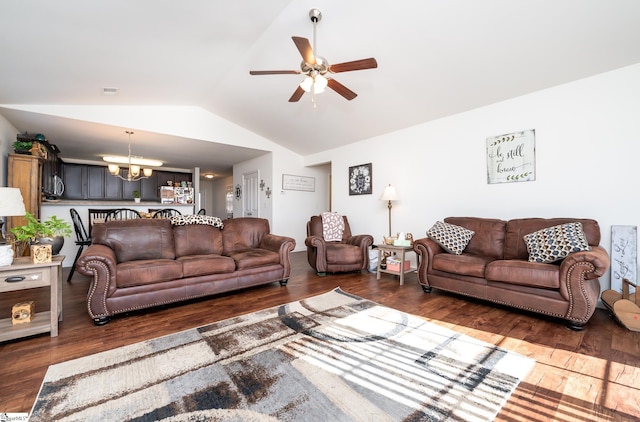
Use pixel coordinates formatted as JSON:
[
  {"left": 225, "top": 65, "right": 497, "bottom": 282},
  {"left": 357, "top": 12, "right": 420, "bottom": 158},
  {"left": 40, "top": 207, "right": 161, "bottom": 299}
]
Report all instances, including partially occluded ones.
[{"left": 249, "top": 8, "right": 378, "bottom": 102}]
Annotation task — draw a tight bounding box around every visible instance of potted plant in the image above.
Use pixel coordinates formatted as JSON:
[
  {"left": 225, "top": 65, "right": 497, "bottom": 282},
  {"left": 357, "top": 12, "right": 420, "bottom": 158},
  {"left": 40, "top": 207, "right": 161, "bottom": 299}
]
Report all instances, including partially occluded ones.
[
  {"left": 133, "top": 190, "right": 141, "bottom": 203},
  {"left": 11, "top": 212, "right": 72, "bottom": 256},
  {"left": 12, "top": 140, "right": 33, "bottom": 154}
]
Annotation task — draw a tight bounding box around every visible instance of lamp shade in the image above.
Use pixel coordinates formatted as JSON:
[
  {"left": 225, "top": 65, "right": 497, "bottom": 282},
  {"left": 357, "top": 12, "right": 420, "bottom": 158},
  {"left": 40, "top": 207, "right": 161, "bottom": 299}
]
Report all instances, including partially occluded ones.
[
  {"left": 379, "top": 184, "right": 398, "bottom": 201},
  {"left": 0, "top": 187, "right": 26, "bottom": 216}
]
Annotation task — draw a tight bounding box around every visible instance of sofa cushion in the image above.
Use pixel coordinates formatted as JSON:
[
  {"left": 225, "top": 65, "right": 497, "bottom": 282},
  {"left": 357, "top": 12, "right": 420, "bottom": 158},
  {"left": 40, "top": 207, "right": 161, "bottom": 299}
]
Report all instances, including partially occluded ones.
[
  {"left": 222, "top": 217, "right": 270, "bottom": 255},
  {"left": 116, "top": 259, "right": 183, "bottom": 288},
  {"left": 523, "top": 222, "right": 591, "bottom": 263},
  {"left": 177, "top": 254, "right": 236, "bottom": 277},
  {"left": 427, "top": 221, "right": 475, "bottom": 255},
  {"left": 445, "top": 217, "right": 507, "bottom": 260},
  {"left": 227, "top": 249, "right": 280, "bottom": 270},
  {"left": 326, "top": 243, "right": 363, "bottom": 265},
  {"left": 173, "top": 224, "right": 223, "bottom": 257},
  {"left": 92, "top": 219, "right": 176, "bottom": 263},
  {"left": 504, "top": 218, "right": 601, "bottom": 260},
  {"left": 485, "top": 260, "right": 560, "bottom": 289},
  {"left": 432, "top": 253, "right": 495, "bottom": 278}
]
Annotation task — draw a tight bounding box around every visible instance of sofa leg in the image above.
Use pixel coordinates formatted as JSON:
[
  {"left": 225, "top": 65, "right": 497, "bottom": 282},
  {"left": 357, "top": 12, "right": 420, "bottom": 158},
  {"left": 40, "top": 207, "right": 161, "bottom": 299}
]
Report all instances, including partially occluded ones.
[
  {"left": 421, "top": 285, "right": 432, "bottom": 293},
  {"left": 316, "top": 272, "right": 326, "bottom": 277},
  {"left": 279, "top": 279, "right": 288, "bottom": 286},
  {"left": 566, "top": 321, "right": 585, "bottom": 331},
  {"left": 93, "top": 316, "right": 110, "bottom": 326}
]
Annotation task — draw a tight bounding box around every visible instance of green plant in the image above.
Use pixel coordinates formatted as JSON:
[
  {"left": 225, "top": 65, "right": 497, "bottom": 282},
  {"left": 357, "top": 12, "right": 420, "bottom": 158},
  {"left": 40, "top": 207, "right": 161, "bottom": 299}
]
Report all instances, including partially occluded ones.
[
  {"left": 13, "top": 140, "right": 33, "bottom": 151},
  {"left": 132, "top": 190, "right": 141, "bottom": 199},
  {"left": 10, "top": 212, "right": 72, "bottom": 243}
]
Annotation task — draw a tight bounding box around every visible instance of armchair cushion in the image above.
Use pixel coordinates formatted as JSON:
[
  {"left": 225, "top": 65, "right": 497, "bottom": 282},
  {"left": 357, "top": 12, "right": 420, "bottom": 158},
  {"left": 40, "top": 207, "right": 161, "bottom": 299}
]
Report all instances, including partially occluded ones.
[
  {"left": 524, "top": 222, "right": 591, "bottom": 263},
  {"left": 427, "top": 221, "right": 475, "bottom": 255}
]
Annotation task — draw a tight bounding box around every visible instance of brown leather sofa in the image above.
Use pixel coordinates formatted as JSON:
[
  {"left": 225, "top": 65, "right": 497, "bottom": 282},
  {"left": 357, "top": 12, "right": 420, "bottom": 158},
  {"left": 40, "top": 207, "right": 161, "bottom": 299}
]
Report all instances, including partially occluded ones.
[
  {"left": 413, "top": 217, "right": 610, "bottom": 330},
  {"left": 77, "top": 217, "right": 295, "bottom": 325},
  {"left": 305, "top": 215, "right": 373, "bottom": 275}
]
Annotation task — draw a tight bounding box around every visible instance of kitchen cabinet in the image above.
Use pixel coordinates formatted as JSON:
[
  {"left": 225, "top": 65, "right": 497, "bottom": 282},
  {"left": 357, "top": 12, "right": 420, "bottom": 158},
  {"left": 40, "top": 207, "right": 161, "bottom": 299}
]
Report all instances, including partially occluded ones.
[
  {"left": 61, "top": 163, "right": 86, "bottom": 200},
  {"left": 61, "top": 163, "right": 191, "bottom": 202},
  {"left": 87, "top": 166, "right": 106, "bottom": 199}
]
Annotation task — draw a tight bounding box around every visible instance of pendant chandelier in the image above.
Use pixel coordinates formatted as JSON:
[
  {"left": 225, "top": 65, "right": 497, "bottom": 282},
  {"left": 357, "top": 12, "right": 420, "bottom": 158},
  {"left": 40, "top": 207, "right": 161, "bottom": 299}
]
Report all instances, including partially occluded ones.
[{"left": 103, "top": 131, "right": 162, "bottom": 182}]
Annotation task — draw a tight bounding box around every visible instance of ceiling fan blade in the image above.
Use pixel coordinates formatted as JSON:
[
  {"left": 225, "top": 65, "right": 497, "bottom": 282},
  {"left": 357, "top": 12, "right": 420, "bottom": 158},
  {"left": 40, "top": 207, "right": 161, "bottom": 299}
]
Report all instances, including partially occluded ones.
[
  {"left": 327, "top": 79, "right": 357, "bottom": 101},
  {"left": 288, "top": 86, "right": 305, "bottom": 102},
  {"left": 292, "top": 36, "right": 316, "bottom": 65},
  {"left": 249, "top": 70, "right": 300, "bottom": 75},
  {"left": 329, "top": 58, "right": 378, "bottom": 73}
]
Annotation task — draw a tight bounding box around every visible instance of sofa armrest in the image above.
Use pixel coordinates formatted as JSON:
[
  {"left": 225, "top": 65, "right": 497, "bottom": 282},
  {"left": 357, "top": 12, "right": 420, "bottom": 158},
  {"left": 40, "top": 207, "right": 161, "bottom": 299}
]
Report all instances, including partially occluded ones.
[
  {"left": 76, "top": 244, "right": 118, "bottom": 320},
  {"left": 345, "top": 234, "right": 374, "bottom": 249},
  {"left": 345, "top": 234, "right": 374, "bottom": 271},
  {"left": 413, "top": 237, "right": 444, "bottom": 287},
  {"left": 305, "top": 235, "right": 327, "bottom": 273},
  {"left": 259, "top": 234, "right": 296, "bottom": 279},
  {"left": 558, "top": 245, "right": 610, "bottom": 323}
]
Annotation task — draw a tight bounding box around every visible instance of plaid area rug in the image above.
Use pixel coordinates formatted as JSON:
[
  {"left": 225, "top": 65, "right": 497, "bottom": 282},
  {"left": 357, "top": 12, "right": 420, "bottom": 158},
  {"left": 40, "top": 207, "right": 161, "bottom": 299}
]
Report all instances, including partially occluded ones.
[{"left": 30, "top": 288, "right": 533, "bottom": 421}]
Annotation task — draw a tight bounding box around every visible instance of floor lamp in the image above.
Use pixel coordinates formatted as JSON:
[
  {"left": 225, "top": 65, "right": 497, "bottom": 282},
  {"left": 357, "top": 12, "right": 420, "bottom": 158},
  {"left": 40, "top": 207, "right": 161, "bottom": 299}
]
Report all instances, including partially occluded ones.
[{"left": 380, "top": 184, "right": 398, "bottom": 237}]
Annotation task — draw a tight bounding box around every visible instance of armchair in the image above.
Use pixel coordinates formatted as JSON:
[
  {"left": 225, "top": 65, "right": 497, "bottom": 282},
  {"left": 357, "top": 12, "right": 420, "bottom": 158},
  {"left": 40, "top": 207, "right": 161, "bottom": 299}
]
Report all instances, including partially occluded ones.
[{"left": 305, "top": 214, "right": 373, "bottom": 276}]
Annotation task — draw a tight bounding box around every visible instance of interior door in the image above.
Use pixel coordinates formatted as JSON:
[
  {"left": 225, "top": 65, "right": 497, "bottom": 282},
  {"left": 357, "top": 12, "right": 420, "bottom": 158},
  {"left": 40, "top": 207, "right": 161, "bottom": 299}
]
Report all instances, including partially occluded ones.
[{"left": 242, "top": 171, "right": 259, "bottom": 217}]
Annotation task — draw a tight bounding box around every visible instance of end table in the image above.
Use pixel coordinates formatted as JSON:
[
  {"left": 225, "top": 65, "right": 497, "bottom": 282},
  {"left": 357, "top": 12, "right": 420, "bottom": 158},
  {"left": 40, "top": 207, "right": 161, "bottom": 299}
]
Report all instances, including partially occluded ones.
[
  {"left": 376, "top": 244, "right": 418, "bottom": 285},
  {"left": 0, "top": 255, "right": 63, "bottom": 342}
]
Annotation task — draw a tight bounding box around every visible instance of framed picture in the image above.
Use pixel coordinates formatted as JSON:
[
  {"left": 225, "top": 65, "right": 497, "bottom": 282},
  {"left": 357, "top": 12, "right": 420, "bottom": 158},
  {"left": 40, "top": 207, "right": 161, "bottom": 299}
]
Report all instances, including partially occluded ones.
[
  {"left": 486, "top": 129, "right": 536, "bottom": 184},
  {"left": 282, "top": 174, "right": 315, "bottom": 192},
  {"left": 348, "top": 163, "right": 372, "bottom": 195}
]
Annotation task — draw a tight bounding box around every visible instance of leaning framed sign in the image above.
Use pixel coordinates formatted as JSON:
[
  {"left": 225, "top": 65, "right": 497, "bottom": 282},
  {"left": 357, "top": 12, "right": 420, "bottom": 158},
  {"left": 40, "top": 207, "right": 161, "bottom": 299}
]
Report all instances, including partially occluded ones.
[{"left": 282, "top": 174, "right": 315, "bottom": 192}]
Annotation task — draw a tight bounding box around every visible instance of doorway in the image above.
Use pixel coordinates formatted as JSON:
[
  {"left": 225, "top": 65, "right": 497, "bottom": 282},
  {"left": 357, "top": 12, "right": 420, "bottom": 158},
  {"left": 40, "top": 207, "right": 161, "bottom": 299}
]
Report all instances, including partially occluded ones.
[{"left": 242, "top": 171, "right": 259, "bottom": 217}]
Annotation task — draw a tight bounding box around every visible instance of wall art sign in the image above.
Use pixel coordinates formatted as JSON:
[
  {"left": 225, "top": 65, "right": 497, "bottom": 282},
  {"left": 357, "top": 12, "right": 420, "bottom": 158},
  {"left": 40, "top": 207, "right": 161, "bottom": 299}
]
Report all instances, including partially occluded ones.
[
  {"left": 348, "top": 163, "right": 372, "bottom": 195},
  {"left": 486, "top": 129, "right": 536, "bottom": 184},
  {"left": 611, "top": 225, "right": 637, "bottom": 293},
  {"left": 282, "top": 174, "right": 315, "bottom": 192}
]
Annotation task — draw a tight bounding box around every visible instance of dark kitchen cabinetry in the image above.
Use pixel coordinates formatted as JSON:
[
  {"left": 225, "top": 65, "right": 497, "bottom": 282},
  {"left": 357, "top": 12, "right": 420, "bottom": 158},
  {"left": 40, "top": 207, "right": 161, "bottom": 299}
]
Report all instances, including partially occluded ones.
[
  {"left": 87, "top": 166, "right": 105, "bottom": 199},
  {"left": 61, "top": 163, "right": 85, "bottom": 200},
  {"left": 62, "top": 163, "right": 191, "bottom": 201}
]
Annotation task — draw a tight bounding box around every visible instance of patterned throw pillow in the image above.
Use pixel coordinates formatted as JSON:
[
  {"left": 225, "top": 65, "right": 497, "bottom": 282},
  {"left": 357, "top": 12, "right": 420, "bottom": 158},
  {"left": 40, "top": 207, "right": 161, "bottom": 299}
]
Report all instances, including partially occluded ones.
[
  {"left": 427, "top": 221, "right": 475, "bottom": 255},
  {"left": 523, "top": 222, "right": 591, "bottom": 263},
  {"left": 170, "top": 215, "right": 224, "bottom": 229}
]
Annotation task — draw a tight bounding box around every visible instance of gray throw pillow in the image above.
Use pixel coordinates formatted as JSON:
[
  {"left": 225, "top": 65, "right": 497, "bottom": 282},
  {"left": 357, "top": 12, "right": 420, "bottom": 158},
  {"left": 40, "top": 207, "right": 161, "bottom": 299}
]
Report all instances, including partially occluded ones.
[
  {"left": 524, "top": 222, "right": 591, "bottom": 263},
  {"left": 427, "top": 221, "right": 475, "bottom": 255}
]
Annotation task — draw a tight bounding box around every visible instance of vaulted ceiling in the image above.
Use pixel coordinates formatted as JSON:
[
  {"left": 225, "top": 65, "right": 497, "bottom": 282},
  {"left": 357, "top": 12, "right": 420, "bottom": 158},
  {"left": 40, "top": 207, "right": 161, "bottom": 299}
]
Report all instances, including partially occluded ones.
[{"left": 1, "top": 1, "right": 639, "bottom": 177}]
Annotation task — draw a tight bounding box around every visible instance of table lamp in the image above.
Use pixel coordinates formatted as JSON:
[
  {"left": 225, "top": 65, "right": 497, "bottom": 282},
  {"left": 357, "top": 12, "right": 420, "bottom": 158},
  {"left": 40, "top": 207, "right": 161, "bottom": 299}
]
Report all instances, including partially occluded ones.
[
  {"left": 379, "top": 184, "right": 398, "bottom": 237},
  {"left": 0, "top": 187, "right": 27, "bottom": 243}
]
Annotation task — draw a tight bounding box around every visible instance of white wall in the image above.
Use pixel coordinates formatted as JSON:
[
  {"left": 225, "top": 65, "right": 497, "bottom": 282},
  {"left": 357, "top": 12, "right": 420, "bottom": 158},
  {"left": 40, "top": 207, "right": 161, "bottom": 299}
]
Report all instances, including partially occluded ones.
[
  {"left": 304, "top": 63, "right": 640, "bottom": 291},
  {"left": 0, "top": 114, "right": 18, "bottom": 186}
]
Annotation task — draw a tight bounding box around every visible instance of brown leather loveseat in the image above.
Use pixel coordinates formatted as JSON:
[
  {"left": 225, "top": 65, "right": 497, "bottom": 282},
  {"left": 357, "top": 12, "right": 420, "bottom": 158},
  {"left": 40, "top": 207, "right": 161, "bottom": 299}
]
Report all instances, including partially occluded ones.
[
  {"left": 413, "top": 217, "right": 610, "bottom": 330},
  {"left": 77, "top": 217, "right": 295, "bottom": 325}
]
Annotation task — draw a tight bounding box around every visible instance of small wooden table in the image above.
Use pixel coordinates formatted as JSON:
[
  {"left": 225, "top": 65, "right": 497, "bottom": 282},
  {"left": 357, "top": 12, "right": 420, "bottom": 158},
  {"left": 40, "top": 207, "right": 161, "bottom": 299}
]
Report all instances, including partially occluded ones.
[
  {"left": 0, "top": 255, "right": 63, "bottom": 342},
  {"left": 376, "top": 244, "right": 418, "bottom": 285}
]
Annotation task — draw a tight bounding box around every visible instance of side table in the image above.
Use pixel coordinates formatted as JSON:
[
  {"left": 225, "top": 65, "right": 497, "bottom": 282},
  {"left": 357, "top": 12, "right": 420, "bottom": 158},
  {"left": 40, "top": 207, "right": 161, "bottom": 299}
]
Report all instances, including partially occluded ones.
[
  {"left": 0, "top": 255, "right": 63, "bottom": 342},
  {"left": 376, "top": 244, "right": 418, "bottom": 285}
]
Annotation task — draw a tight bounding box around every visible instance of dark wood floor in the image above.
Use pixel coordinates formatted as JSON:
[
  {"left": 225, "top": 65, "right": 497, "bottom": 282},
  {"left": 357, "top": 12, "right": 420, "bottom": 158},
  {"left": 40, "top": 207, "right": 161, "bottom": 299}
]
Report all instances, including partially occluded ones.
[{"left": 1, "top": 251, "right": 639, "bottom": 420}]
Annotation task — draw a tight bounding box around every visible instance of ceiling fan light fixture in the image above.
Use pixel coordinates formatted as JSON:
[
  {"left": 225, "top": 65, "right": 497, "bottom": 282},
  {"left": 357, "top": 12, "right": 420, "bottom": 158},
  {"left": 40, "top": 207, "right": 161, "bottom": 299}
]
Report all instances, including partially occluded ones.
[
  {"left": 314, "top": 74, "right": 328, "bottom": 93},
  {"left": 299, "top": 76, "right": 314, "bottom": 92}
]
